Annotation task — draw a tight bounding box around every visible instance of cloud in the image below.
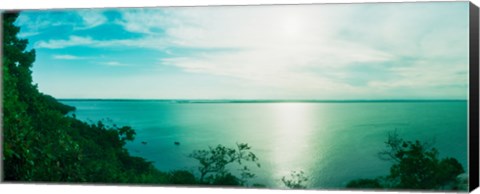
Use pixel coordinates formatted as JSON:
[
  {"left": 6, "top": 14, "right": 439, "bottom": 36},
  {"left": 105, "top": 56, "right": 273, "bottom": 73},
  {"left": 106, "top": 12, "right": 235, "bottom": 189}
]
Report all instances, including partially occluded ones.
[
  {"left": 52, "top": 54, "right": 82, "bottom": 60},
  {"left": 115, "top": 9, "right": 170, "bottom": 35},
  {"left": 14, "top": 14, "right": 50, "bottom": 38},
  {"left": 100, "top": 61, "right": 129, "bottom": 66},
  {"left": 30, "top": 3, "right": 469, "bottom": 99},
  {"left": 34, "top": 35, "right": 171, "bottom": 50},
  {"left": 76, "top": 10, "right": 108, "bottom": 29},
  {"left": 17, "top": 31, "right": 40, "bottom": 38},
  {"left": 161, "top": 4, "right": 467, "bottom": 98},
  {"left": 35, "top": 36, "right": 95, "bottom": 49},
  {"left": 16, "top": 10, "right": 108, "bottom": 39}
]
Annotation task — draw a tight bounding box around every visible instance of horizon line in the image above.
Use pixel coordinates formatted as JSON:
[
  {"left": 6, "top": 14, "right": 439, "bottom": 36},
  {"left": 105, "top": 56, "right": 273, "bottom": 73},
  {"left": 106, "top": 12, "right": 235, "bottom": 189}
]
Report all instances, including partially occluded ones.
[{"left": 57, "top": 98, "right": 468, "bottom": 102}]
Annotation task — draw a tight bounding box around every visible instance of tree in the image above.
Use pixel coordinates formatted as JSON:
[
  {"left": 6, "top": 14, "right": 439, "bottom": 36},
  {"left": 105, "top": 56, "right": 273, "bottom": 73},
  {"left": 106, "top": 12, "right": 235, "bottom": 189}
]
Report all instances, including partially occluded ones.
[
  {"left": 3, "top": 12, "right": 41, "bottom": 181},
  {"left": 281, "top": 170, "right": 308, "bottom": 189},
  {"left": 167, "top": 170, "right": 197, "bottom": 185},
  {"left": 347, "top": 130, "right": 465, "bottom": 191},
  {"left": 2, "top": 12, "right": 168, "bottom": 184},
  {"left": 346, "top": 178, "right": 383, "bottom": 189},
  {"left": 188, "top": 143, "right": 261, "bottom": 186}
]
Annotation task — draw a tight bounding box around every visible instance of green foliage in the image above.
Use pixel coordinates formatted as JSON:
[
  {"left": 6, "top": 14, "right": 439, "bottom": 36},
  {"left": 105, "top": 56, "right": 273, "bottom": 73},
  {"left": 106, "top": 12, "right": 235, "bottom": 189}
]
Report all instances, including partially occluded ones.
[
  {"left": 38, "top": 94, "right": 76, "bottom": 114},
  {"left": 347, "top": 131, "right": 465, "bottom": 191},
  {"left": 2, "top": 12, "right": 72, "bottom": 181},
  {"left": 346, "top": 178, "right": 383, "bottom": 189},
  {"left": 281, "top": 170, "right": 308, "bottom": 189},
  {"left": 1, "top": 13, "right": 262, "bottom": 186},
  {"left": 167, "top": 170, "right": 198, "bottom": 185},
  {"left": 208, "top": 172, "right": 242, "bottom": 186},
  {"left": 189, "top": 143, "right": 261, "bottom": 186},
  {"left": 2, "top": 12, "right": 169, "bottom": 184},
  {"left": 3, "top": 12, "right": 35, "bottom": 181},
  {"left": 251, "top": 183, "right": 267, "bottom": 188},
  {"left": 2, "top": 12, "right": 301, "bottom": 188}
]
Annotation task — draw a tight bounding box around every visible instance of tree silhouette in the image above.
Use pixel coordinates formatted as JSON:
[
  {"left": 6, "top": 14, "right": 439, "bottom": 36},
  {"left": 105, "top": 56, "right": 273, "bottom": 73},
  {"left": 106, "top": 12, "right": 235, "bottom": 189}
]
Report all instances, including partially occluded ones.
[
  {"left": 347, "top": 130, "right": 465, "bottom": 191},
  {"left": 281, "top": 170, "right": 308, "bottom": 189},
  {"left": 189, "top": 143, "right": 261, "bottom": 186}
]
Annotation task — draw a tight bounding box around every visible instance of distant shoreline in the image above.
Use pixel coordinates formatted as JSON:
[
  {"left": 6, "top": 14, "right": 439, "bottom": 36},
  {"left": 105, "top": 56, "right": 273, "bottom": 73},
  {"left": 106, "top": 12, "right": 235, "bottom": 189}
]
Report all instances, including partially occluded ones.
[{"left": 58, "top": 99, "right": 468, "bottom": 103}]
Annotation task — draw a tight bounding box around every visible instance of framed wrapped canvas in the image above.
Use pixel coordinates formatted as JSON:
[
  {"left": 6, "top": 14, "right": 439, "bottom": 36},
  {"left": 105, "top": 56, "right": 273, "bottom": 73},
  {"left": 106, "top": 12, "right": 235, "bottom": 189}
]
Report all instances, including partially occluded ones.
[{"left": 1, "top": 0, "right": 479, "bottom": 193}]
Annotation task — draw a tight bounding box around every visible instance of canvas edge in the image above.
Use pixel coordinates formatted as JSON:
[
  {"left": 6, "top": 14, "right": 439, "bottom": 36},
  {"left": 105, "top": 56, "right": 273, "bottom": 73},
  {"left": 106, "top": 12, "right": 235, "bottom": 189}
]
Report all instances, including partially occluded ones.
[
  {"left": 0, "top": 11, "right": 5, "bottom": 183},
  {"left": 0, "top": 2, "right": 477, "bottom": 193},
  {"left": 469, "top": 1, "right": 480, "bottom": 192}
]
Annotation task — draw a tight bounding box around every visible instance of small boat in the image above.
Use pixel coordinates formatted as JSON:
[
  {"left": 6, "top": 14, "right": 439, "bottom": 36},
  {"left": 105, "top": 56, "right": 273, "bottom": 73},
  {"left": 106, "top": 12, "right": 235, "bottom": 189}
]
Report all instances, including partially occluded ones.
[
  {"left": 141, "top": 141, "right": 147, "bottom": 145},
  {"left": 174, "top": 141, "right": 180, "bottom": 146}
]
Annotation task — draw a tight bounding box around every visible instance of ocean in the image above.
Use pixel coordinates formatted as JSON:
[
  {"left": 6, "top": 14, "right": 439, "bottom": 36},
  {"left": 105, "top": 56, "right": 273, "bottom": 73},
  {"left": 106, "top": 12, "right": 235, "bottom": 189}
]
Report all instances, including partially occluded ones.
[{"left": 60, "top": 100, "right": 468, "bottom": 189}]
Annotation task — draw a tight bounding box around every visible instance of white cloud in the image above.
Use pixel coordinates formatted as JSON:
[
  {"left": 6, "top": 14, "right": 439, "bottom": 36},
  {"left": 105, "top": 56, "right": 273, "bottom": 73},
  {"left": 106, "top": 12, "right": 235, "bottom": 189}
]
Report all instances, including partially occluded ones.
[
  {"left": 115, "top": 9, "right": 171, "bottom": 35},
  {"left": 14, "top": 14, "right": 50, "bottom": 38},
  {"left": 17, "top": 31, "right": 40, "bottom": 38},
  {"left": 16, "top": 10, "right": 107, "bottom": 39},
  {"left": 35, "top": 36, "right": 95, "bottom": 49},
  {"left": 100, "top": 61, "right": 129, "bottom": 66},
  {"left": 52, "top": 54, "right": 82, "bottom": 60},
  {"left": 35, "top": 35, "right": 171, "bottom": 50},
  {"left": 33, "top": 3, "right": 469, "bottom": 99},
  {"left": 76, "top": 10, "right": 107, "bottom": 29},
  {"left": 146, "top": 4, "right": 465, "bottom": 98}
]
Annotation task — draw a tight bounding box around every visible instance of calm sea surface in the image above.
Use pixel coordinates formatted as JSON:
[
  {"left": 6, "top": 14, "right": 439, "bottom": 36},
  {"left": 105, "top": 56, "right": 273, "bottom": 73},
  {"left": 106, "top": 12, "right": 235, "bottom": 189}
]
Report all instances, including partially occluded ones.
[{"left": 60, "top": 100, "right": 468, "bottom": 189}]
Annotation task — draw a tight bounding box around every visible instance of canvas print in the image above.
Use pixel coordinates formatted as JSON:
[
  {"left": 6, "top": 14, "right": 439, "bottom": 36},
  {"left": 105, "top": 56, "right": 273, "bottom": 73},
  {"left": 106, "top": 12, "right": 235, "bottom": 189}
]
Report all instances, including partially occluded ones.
[{"left": 1, "top": 2, "right": 474, "bottom": 192}]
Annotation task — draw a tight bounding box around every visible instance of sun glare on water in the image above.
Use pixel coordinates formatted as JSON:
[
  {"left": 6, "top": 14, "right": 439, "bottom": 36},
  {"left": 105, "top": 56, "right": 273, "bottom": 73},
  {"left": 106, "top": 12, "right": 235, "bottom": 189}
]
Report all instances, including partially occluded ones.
[{"left": 270, "top": 103, "right": 318, "bottom": 184}]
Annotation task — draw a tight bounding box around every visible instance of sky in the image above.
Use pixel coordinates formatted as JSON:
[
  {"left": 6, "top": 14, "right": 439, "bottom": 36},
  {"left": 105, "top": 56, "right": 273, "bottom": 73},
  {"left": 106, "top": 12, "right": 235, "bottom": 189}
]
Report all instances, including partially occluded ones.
[{"left": 14, "top": 2, "right": 470, "bottom": 100}]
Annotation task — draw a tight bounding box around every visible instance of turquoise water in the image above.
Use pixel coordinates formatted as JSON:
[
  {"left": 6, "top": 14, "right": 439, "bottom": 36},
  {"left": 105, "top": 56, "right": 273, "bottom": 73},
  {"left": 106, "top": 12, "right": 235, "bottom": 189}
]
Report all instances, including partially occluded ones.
[{"left": 61, "top": 100, "right": 468, "bottom": 189}]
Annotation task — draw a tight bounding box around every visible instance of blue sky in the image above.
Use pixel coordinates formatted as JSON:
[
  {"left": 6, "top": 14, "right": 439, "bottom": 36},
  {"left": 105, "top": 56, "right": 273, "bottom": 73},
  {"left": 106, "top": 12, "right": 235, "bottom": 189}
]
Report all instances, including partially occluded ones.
[{"left": 15, "top": 2, "right": 469, "bottom": 99}]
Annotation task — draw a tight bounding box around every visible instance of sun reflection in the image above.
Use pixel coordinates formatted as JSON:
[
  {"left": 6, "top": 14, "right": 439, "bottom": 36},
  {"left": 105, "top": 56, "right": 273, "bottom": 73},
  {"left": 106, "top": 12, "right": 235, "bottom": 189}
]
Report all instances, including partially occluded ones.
[{"left": 270, "top": 103, "right": 316, "bottom": 185}]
